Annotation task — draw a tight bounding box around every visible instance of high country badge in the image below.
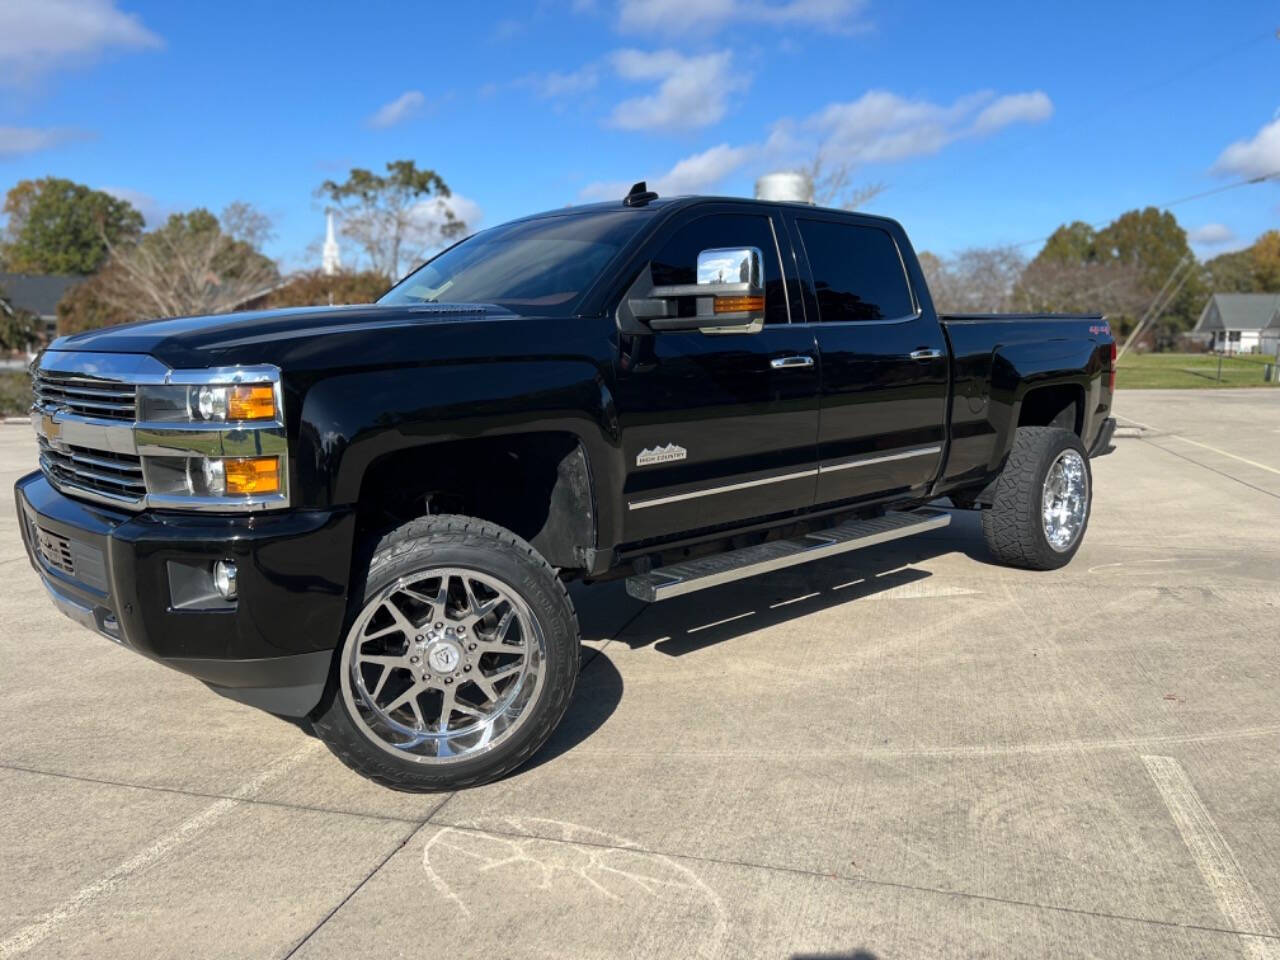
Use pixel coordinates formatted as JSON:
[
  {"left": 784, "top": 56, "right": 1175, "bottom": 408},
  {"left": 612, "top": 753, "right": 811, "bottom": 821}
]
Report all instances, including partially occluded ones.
[{"left": 636, "top": 444, "right": 687, "bottom": 467}]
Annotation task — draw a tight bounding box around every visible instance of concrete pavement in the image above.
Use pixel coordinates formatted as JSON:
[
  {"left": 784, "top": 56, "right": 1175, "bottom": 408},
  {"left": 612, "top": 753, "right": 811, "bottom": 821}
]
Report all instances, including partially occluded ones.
[{"left": 1, "top": 389, "right": 1278, "bottom": 959}]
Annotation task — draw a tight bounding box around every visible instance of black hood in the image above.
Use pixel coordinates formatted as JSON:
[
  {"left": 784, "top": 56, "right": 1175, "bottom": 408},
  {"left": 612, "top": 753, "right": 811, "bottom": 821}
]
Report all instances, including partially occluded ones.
[{"left": 48, "top": 303, "right": 518, "bottom": 366}]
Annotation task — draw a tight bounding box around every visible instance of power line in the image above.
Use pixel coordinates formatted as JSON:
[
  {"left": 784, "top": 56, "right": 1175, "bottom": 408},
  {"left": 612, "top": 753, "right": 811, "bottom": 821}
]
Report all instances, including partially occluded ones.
[{"left": 1011, "top": 169, "right": 1280, "bottom": 251}]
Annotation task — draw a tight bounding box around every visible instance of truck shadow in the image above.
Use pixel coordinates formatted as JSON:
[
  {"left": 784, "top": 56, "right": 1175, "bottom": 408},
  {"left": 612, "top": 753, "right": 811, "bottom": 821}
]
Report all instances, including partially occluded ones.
[
  {"left": 531, "top": 508, "right": 988, "bottom": 768},
  {"left": 616, "top": 508, "right": 988, "bottom": 658}
]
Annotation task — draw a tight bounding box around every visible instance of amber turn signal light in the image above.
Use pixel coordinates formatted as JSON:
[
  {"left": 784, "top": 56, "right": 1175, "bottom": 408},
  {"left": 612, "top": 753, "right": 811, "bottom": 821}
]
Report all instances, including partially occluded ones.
[
  {"left": 227, "top": 385, "right": 277, "bottom": 421},
  {"left": 224, "top": 457, "right": 280, "bottom": 495},
  {"left": 713, "top": 295, "right": 765, "bottom": 314}
]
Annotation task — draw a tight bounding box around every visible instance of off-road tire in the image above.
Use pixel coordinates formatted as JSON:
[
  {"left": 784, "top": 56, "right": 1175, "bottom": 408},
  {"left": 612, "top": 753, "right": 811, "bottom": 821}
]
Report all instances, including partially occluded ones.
[
  {"left": 981, "top": 427, "right": 1091, "bottom": 570},
  {"left": 312, "top": 515, "right": 580, "bottom": 791}
]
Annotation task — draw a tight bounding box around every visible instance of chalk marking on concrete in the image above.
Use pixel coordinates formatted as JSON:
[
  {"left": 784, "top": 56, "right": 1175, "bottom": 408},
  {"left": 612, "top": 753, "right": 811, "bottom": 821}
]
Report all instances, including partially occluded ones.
[
  {"left": 1088, "top": 559, "right": 1177, "bottom": 574},
  {"left": 1117, "top": 415, "right": 1280, "bottom": 477},
  {"left": 423, "top": 817, "right": 729, "bottom": 959},
  {"left": 1142, "top": 754, "right": 1280, "bottom": 959},
  {"left": 0, "top": 742, "right": 322, "bottom": 959}
]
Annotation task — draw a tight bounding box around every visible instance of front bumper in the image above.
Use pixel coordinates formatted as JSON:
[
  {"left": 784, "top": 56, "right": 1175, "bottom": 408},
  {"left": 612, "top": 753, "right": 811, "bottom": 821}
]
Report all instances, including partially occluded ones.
[{"left": 15, "top": 472, "right": 355, "bottom": 717}]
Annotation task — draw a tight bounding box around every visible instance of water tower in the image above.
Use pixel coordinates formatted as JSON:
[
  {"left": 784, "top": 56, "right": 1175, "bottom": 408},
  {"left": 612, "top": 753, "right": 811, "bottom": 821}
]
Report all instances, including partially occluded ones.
[{"left": 754, "top": 171, "right": 815, "bottom": 204}]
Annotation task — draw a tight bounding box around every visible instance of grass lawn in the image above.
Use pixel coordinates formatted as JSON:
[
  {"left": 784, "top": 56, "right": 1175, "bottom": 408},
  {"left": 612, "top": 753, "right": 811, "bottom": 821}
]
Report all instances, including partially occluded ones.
[
  {"left": 1116, "top": 352, "right": 1280, "bottom": 389},
  {"left": 0, "top": 370, "right": 31, "bottom": 417}
]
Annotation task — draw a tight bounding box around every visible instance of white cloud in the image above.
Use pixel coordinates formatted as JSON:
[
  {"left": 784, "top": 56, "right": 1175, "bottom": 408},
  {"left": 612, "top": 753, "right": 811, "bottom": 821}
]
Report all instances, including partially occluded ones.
[
  {"left": 368, "top": 90, "right": 426, "bottom": 129},
  {"left": 523, "top": 66, "right": 600, "bottom": 98},
  {"left": 808, "top": 88, "right": 1052, "bottom": 164},
  {"left": 0, "top": 0, "right": 161, "bottom": 83},
  {"left": 581, "top": 142, "right": 756, "bottom": 199},
  {"left": 1187, "top": 223, "right": 1236, "bottom": 248},
  {"left": 410, "top": 192, "right": 484, "bottom": 236},
  {"left": 580, "top": 85, "right": 1052, "bottom": 203},
  {"left": 101, "top": 185, "right": 166, "bottom": 226},
  {"left": 618, "top": 0, "right": 867, "bottom": 34},
  {"left": 972, "top": 91, "right": 1053, "bottom": 134},
  {"left": 658, "top": 143, "right": 756, "bottom": 192},
  {"left": 1213, "top": 117, "right": 1280, "bottom": 180},
  {"left": 608, "top": 49, "right": 747, "bottom": 132},
  {"left": 0, "top": 126, "right": 88, "bottom": 157}
]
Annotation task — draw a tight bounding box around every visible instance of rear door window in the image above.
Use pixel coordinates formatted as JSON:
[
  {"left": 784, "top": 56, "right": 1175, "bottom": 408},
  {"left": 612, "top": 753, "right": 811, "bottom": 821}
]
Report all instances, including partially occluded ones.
[{"left": 796, "top": 220, "right": 914, "bottom": 323}]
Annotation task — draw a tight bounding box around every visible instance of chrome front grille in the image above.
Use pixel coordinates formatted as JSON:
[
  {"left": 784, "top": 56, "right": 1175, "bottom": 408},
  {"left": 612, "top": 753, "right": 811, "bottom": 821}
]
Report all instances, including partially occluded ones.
[
  {"left": 37, "top": 436, "right": 146, "bottom": 504},
  {"left": 33, "top": 369, "right": 138, "bottom": 421},
  {"left": 32, "top": 350, "right": 289, "bottom": 513}
]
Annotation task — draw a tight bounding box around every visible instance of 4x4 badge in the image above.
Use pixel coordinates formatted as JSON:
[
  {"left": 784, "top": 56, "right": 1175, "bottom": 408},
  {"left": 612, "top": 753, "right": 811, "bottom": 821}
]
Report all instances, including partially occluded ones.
[{"left": 636, "top": 444, "right": 686, "bottom": 466}]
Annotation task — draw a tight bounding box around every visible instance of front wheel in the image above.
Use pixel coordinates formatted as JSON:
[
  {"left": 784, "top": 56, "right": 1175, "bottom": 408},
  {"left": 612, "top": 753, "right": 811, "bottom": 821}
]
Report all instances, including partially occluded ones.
[
  {"left": 312, "top": 515, "right": 580, "bottom": 791},
  {"left": 981, "top": 427, "right": 1092, "bottom": 570}
]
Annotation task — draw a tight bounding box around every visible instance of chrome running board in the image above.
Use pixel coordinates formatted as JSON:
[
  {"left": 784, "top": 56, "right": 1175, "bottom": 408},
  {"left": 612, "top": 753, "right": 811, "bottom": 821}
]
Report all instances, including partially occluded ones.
[{"left": 624, "top": 508, "right": 951, "bottom": 602}]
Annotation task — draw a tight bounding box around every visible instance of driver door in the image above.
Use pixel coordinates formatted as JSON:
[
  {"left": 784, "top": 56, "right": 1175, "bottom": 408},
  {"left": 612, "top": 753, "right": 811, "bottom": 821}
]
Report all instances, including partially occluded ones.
[{"left": 612, "top": 205, "right": 821, "bottom": 543}]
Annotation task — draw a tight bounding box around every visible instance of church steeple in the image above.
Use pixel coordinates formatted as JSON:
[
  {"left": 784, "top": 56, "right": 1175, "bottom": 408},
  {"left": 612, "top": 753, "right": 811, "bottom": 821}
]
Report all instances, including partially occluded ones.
[{"left": 322, "top": 211, "right": 341, "bottom": 276}]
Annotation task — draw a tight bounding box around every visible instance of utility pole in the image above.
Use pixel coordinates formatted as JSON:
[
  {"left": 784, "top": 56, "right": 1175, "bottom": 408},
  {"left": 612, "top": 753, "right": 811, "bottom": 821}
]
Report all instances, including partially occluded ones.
[{"left": 1116, "top": 254, "right": 1195, "bottom": 362}]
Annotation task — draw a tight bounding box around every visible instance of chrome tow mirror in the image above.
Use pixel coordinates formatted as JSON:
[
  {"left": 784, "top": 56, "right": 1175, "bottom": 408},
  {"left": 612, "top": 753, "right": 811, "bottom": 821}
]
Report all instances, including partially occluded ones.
[{"left": 625, "top": 246, "right": 766, "bottom": 334}]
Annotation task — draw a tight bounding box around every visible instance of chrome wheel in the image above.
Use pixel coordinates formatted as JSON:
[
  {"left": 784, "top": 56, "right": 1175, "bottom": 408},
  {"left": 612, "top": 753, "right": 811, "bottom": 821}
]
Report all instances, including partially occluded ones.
[
  {"left": 1041, "top": 449, "right": 1089, "bottom": 552},
  {"left": 339, "top": 567, "right": 546, "bottom": 764}
]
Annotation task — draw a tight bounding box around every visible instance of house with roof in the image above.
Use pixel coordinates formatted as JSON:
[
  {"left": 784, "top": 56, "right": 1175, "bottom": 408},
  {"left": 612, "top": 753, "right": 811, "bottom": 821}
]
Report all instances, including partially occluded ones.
[
  {"left": 1193, "top": 293, "right": 1280, "bottom": 355},
  {"left": 0, "top": 273, "right": 87, "bottom": 351}
]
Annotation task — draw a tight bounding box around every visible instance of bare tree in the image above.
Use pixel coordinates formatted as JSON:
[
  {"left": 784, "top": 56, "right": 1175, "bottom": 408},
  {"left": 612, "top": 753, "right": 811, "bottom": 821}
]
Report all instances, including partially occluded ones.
[
  {"left": 220, "top": 200, "right": 275, "bottom": 250},
  {"left": 95, "top": 206, "right": 280, "bottom": 321},
  {"left": 1013, "top": 258, "right": 1149, "bottom": 324},
  {"left": 921, "top": 247, "right": 1027, "bottom": 314},
  {"left": 804, "top": 152, "right": 885, "bottom": 211},
  {"left": 320, "top": 161, "right": 468, "bottom": 279}
]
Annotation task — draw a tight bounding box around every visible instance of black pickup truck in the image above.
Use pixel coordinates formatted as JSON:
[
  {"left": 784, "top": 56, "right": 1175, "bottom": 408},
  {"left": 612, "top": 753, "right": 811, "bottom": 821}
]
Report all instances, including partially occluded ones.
[{"left": 16, "top": 184, "right": 1116, "bottom": 790}]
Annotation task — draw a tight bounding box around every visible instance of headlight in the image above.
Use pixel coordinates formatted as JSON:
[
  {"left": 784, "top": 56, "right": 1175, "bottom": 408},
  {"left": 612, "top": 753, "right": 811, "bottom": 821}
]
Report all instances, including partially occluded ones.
[
  {"left": 133, "top": 365, "right": 289, "bottom": 511},
  {"left": 138, "top": 381, "right": 279, "bottom": 423},
  {"left": 145, "top": 455, "right": 282, "bottom": 500}
]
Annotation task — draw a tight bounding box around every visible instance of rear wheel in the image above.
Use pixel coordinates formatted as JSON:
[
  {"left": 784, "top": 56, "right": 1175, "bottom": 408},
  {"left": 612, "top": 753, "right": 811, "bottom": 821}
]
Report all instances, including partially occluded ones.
[
  {"left": 312, "top": 515, "right": 579, "bottom": 791},
  {"left": 981, "top": 427, "right": 1091, "bottom": 570}
]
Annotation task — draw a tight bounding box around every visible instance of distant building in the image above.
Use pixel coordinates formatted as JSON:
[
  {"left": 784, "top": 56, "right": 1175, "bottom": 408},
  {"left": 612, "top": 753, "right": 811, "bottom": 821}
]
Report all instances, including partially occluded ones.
[
  {"left": 0, "top": 273, "right": 87, "bottom": 349},
  {"left": 322, "top": 211, "right": 342, "bottom": 276},
  {"left": 1193, "top": 293, "right": 1280, "bottom": 355}
]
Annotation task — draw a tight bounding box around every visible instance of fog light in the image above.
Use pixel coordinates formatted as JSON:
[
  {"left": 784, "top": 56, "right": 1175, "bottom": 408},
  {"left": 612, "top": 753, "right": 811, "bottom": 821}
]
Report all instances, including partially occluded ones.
[{"left": 213, "top": 560, "right": 237, "bottom": 600}]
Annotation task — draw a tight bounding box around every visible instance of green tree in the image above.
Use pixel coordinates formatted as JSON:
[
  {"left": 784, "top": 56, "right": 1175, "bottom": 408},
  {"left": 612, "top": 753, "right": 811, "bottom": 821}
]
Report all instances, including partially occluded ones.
[
  {"left": 0, "top": 286, "right": 41, "bottom": 350},
  {"left": 1037, "top": 221, "right": 1098, "bottom": 264},
  {"left": 1095, "top": 208, "right": 1189, "bottom": 287},
  {"left": 1252, "top": 230, "right": 1280, "bottom": 290},
  {"left": 1030, "top": 208, "right": 1204, "bottom": 345},
  {"left": 1204, "top": 248, "right": 1260, "bottom": 293},
  {"left": 1203, "top": 231, "right": 1280, "bottom": 294},
  {"left": 319, "top": 160, "right": 467, "bottom": 279},
  {"left": 1095, "top": 207, "right": 1204, "bottom": 342},
  {"left": 1, "top": 177, "right": 144, "bottom": 274}
]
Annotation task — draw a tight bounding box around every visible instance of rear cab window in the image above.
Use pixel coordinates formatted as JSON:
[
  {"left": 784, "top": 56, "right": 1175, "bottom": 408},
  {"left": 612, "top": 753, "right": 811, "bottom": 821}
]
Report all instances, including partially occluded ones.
[{"left": 796, "top": 219, "right": 915, "bottom": 323}]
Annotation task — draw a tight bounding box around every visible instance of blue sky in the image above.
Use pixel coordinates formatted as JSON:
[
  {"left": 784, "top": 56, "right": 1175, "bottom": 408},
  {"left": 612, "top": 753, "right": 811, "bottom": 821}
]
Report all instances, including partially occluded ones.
[{"left": 1, "top": 0, "right": 1277, "bottom": 272}]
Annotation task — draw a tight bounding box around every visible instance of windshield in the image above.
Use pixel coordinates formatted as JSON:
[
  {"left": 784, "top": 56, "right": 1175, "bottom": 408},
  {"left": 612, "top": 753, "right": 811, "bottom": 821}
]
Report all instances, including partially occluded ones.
[{"left": 379, "top": 209, "right": 653, "bottom": 316}]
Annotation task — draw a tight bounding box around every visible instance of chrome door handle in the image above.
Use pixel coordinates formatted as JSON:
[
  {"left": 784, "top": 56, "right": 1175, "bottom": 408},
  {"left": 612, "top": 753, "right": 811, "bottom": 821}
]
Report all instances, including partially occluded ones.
[
  {"left": 770, "top": 355, "right": 815, "bottom": 369},
  {"left": 909, "top": 348, "right": 943, "bottom": 361}
]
